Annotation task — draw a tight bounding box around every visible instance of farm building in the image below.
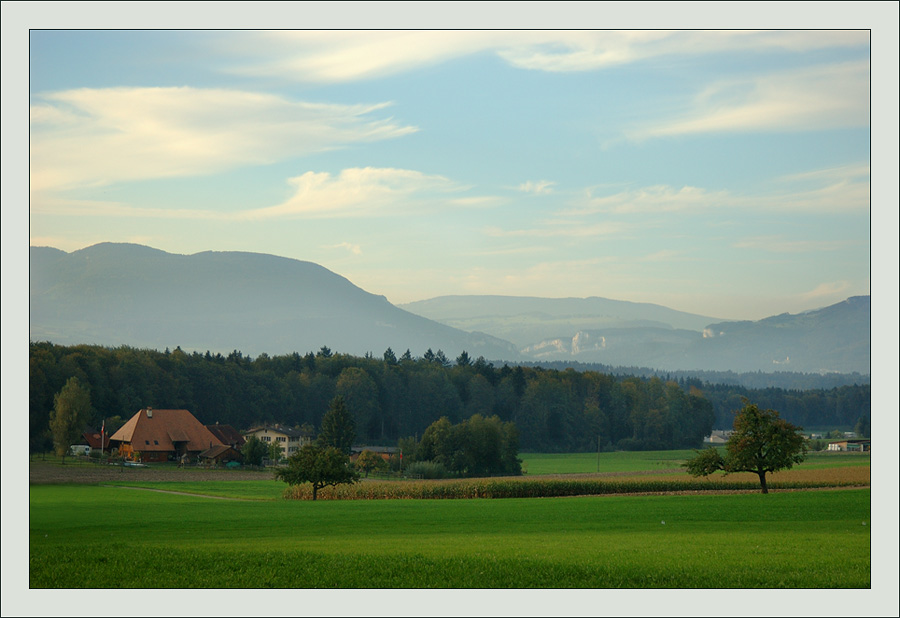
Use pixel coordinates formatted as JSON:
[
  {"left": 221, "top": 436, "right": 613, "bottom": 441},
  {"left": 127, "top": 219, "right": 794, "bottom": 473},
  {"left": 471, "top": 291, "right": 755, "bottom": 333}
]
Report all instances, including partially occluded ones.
[
  {"left": 244, "top": 425, "right": 310, "bottom": 460},
  {"left": 206, "top": 423, "right": 246, "bottom": 449},
  {"left": 350, "top": 445, "right": 399, "bottom": 462},
  {"left": 199, "top": 444, "right": 243, "bottom": 465},
  {"left": 108, "top": 408, "right": 224, "bottom": 463},
  {"left": 827, "top": 439, "right": 870, "bottom": 452}
]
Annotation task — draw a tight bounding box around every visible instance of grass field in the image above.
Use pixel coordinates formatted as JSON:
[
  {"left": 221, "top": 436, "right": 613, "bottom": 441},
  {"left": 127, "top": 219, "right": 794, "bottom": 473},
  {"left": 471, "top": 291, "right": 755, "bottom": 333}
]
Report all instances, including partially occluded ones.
[
  {"left": 26, "top": 448, "right": 873, "bottom": 590},
  {"left": 29, "top": 484, "right": 870, "bottom": 588}
]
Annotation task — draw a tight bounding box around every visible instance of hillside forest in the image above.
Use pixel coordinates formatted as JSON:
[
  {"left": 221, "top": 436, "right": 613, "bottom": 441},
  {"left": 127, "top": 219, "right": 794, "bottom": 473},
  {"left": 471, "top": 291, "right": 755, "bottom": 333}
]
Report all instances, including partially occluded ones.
[{"left": 29, "top": 342, "right": 871, "bottom": 454}]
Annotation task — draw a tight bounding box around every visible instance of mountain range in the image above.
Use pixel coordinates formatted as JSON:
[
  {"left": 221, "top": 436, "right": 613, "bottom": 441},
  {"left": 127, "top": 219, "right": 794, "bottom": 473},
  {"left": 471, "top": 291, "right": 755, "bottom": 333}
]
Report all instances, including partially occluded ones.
[{"left": 29, "top": 243, "right": 870, "bottom": 375}]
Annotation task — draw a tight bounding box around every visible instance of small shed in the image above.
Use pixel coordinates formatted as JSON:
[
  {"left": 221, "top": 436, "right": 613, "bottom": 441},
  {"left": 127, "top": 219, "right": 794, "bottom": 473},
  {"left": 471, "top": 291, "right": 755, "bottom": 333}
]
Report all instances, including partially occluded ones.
[{"left": 199, "top": 444, "right": 243, "bottom": 465}]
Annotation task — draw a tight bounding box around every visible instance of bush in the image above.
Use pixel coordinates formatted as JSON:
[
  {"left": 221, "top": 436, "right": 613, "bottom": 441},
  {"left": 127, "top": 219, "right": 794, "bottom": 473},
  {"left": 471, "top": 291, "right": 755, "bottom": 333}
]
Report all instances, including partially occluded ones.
[{"left": 404, "top": 461, "right": 452, "bottom": 479}]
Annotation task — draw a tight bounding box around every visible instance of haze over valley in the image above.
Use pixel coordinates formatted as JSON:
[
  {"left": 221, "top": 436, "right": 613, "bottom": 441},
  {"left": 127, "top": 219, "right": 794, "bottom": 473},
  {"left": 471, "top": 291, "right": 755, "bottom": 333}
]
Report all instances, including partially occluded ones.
[{"left": 30, "top": 243, "right": 870, "bottom": 377}]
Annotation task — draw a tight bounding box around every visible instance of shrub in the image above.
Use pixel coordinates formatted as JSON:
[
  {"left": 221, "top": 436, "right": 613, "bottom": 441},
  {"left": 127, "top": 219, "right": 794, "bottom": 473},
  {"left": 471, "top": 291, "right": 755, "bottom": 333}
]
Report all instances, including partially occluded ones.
[{"left": 404, "top": 461, "right": 452, "bottom": 479}]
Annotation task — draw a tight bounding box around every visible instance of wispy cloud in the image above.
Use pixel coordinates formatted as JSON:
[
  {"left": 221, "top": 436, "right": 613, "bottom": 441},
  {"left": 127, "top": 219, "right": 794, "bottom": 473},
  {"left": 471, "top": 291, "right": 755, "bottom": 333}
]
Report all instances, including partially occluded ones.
[
  {"left": 573, "top": 185, "right": 731, "bottom": 215},
  {"left": 329, "top": 242, "right": 362, "bottom": 256},
  {"left": 485, "top": 221, "right": 628, "bottom": 239},
  {"left": 240, "top": 167, "right": 458, "bottom": 219},
  {"left": 801, "top": 281, "right": 852, "bottom": 300},
  {"left": 571, "top": 163, "right": 868, "bottom": 216},
  {"left": 30, "top": 87, "right": 416, "bottom": 194},
  {"left": 640, "top": 250, "right": 690, "bottom": 263},
  {"left": 630, "top": 61, "right": 869, "bottom": 138},
  {"left": 734, "top": 236, "right": 853, "bottom": 253},
  {"left": 229, "top": 31, "right": 868, "bottom": 82},
  {"left": 517, "top": 180, "right": 556, "bottom": 195}
]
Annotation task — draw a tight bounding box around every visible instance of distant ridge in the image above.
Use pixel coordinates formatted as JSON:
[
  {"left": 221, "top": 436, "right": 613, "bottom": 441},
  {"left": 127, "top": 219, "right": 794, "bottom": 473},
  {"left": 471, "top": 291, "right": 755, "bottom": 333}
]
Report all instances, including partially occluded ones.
[
  {"left": 29, "top": 243, "right": 518, "bottom": 360},
  {"left": 401, "top": 294, "right": 870, "bottom": 374},
  {"left": 30, "top": 244, "right": 870, "bottom": 375}
]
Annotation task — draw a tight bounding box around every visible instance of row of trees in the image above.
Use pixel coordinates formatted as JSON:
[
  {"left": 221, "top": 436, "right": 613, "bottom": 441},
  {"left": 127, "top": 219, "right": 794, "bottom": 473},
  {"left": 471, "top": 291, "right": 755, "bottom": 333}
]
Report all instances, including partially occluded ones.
[
  {"left": 30, "top": 342, "right": 869, "bottom": 454},
  {"left": 29, "top": 342, "right": 719, "bottom": 453}
]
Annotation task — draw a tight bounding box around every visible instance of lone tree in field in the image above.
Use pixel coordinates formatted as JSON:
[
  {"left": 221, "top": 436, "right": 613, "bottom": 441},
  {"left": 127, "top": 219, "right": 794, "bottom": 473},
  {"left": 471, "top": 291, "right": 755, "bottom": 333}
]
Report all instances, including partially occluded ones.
[
  {"left": 49, "top": 377, "right": 93, "bottom": 461},
  {"left": 275, "top": 444, "right": 359, "bottom": 500},
  {"left": 317, "top": 396, "right": 356, "bottom": 455},
  {"left": 683, "top": 400, "right": 807, "bottom": 493}
]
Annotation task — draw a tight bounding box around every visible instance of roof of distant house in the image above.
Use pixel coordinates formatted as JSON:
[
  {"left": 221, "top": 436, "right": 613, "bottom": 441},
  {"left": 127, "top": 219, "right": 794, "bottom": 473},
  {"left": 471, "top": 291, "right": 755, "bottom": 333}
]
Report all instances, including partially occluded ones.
[
  {"left": 109, "top": 408, "right": 223, "bottom": 453},
  {"left": 206, "top": 423, "right": 246, "bottom": 447},
  {"left": 199, "top": 444, "right": 240, "bottom": 459},
  {"left": 246, "top": 425, "right": 307, "bottom": 438}
]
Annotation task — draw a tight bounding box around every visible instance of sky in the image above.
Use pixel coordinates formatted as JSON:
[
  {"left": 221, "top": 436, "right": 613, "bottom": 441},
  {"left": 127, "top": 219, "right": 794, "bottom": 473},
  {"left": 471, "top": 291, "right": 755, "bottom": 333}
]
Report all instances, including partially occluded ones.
[{"left": 13, "top": 6, "right": 896, "bottom": 325}]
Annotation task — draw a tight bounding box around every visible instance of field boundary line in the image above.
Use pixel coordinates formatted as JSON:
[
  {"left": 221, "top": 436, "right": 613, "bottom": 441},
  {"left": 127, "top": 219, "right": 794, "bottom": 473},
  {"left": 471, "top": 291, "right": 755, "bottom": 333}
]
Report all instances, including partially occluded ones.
[{"left": 99, "top": 484, "right": 260, "bottom": 501}]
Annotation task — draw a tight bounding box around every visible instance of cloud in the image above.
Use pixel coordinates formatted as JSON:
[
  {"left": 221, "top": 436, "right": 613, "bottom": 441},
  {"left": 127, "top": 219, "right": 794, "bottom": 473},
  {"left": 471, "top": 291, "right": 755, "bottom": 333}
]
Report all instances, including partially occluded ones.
[
  {"left": 330, "top": 242, "right": 362, "bottom": 256},
  {"left": 733, "top": 236, "right": 853, "bottom": 254},
  {"left": 241, "top": 167, "right": 458, "bottom": 219},
  {"left": 571, "top": 163, "right": 868, "bottom": 216},
  {"left": 499, "top": 31, "right": 868, "bottom": 73},
  {"left": 230, "top": 31, "right": 868, "bottom": 82},
  {"left": 574, "top": 185, "right": 731, "bottom": 215},
  {"left": 631, "top": 60, "right": 869, "bottom": 138},
  {"left": 517, "top": 180, "right": 556, "bottom": 195},
  {"left": 30, "top": 86, "right": 416, "bottom": 194},
  {"left": 801, "top": 281, "right": 852, "bottom": 300},
  {"left": 485, "top": 221, "right": 628, "bottom": 239},
  {"left": 640, "top": 250, "right": 689, "bottom": 263}
]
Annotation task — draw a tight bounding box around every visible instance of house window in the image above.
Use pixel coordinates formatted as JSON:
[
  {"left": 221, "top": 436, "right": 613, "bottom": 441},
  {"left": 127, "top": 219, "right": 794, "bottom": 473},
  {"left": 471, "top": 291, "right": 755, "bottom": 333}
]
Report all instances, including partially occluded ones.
[
  {"left": 278, "top": 436, "right": 286, "bottom": 442},
  {"left": 145, "top": 440, "right": 150, "bottom": 445},
  {"left": 154, "top": 440, "right": 159, "bottom": 445}
]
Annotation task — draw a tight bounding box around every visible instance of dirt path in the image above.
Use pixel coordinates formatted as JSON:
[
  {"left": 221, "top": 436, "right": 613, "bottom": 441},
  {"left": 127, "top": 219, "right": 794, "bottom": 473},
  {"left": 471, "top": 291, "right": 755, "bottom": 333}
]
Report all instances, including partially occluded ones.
[{"left": 98, "top": 484, "right": 255, "bottom": 500}]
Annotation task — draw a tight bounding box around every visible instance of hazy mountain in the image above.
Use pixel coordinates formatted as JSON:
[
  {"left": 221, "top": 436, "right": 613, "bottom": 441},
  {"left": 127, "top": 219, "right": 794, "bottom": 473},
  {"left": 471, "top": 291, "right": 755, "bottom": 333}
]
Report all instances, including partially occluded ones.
[
  {"left": 30, "top": 244, "right": 869, "bottom": 375},
  {"left": 400, "top": 295, "right": 722, "bottom": 347},
  {"left": 29, "top": 243, "right": 518, "bottom": 360},
  {"left": 402, "top": 295, "right": 870, "bottom": 375}
]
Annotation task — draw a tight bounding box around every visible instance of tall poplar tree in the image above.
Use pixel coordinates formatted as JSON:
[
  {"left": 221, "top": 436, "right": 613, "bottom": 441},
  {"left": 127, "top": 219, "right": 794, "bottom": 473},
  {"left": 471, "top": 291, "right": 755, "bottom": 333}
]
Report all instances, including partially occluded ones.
[{"left": 50, "top": 377, "right": 92, "bottom": 461}]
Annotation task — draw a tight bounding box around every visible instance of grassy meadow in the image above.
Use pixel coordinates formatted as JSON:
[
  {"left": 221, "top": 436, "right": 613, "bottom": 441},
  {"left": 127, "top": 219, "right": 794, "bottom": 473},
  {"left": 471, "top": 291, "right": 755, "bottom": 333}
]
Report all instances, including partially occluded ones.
[
  {"left": 30, "top": 485, "right": 869, "bottom": 588},
  {"left": 28, "top": 448, "right": 871, "bottom": 589}
]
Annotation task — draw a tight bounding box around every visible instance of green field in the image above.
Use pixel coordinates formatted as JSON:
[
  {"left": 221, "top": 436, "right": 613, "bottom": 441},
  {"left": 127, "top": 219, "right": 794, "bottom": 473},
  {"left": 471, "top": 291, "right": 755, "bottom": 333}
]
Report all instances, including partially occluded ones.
[{"left": 29, "top": 484, "right": 870, "bottom": 588}]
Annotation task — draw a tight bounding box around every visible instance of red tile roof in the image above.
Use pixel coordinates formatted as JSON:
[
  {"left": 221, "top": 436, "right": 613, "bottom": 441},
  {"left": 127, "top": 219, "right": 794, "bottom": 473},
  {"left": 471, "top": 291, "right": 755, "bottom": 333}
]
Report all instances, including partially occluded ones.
[{"left": 110, "top": 408, "right": 223, "bottom": 453}]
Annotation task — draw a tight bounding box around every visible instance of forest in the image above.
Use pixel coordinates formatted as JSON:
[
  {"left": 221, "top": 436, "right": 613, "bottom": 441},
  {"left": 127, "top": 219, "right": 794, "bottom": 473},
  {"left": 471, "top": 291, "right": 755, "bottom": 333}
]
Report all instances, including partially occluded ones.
[{"left": 28, "top": 342, "right": 870, "bottom": 454}]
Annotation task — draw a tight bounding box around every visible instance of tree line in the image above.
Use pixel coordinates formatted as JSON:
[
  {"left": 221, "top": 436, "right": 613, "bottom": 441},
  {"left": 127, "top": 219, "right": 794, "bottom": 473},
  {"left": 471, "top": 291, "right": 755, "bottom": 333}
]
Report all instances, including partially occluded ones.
[{"left": 29, "top": 341, "right": 868, "bottom": 453}]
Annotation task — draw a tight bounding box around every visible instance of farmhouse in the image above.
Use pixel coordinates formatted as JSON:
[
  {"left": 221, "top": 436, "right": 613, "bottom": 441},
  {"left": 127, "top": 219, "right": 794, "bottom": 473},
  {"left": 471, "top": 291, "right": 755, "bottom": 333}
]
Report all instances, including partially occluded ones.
[
  {"left": 827, "top": 439, "right": 871, "bottom": 452},
  {"left": 244, "top": 425, "right": 310, "bottom": 460},
  {"left": 108, "top": 408, "right": 224, "bottom": 462},
  {"left": 704, "top": 430, "right": 732, "bottom": 444}
]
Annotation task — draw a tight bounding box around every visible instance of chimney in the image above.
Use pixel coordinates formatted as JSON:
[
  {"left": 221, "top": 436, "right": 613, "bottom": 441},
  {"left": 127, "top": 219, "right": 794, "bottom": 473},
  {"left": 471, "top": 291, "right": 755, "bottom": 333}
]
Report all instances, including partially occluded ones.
[{"left": 146, "top": 408, "right": 153, "bottom": 419}]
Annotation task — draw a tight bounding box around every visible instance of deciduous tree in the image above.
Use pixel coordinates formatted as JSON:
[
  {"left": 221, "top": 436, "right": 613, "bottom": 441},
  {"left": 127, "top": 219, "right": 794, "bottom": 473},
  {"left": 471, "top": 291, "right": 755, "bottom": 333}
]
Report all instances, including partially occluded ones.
[
  {"left": 275, "top": 444, "right": 359, "bottom": 500},
  {"left": 50, "top": 377, "right": 92, "bottom": 461},
  {"left": 354, "top": 449, "right": 387, "bottom": 478},
  {"left": 683, "top": 400, "right": 807, "bottom": 493},
  {"left": 241, "top": 435, "right": 266, "bottom": 466}
]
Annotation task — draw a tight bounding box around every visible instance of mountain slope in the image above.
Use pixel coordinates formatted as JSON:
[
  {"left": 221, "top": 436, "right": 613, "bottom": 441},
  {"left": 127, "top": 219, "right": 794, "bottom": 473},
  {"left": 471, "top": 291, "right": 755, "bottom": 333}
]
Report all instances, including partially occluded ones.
[
  {"left": 29, "top": 243, "right": 518, "bottom": 359},
  {"left": 403, "top": 294, "right": 870, "bottom": 374}
]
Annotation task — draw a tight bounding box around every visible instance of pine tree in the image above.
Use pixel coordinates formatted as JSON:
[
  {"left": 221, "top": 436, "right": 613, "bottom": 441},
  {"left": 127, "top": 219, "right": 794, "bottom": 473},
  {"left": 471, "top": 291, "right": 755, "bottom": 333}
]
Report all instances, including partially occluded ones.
[{"left": 317, "top": 396, "right": 356, "bottom": 454}]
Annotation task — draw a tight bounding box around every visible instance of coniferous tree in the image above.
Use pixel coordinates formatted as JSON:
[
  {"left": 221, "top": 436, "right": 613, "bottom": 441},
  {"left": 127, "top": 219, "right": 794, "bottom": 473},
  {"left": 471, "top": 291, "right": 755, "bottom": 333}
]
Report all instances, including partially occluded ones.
[{"left": 317, "top": 396, "right": 356, "bottom": 454}]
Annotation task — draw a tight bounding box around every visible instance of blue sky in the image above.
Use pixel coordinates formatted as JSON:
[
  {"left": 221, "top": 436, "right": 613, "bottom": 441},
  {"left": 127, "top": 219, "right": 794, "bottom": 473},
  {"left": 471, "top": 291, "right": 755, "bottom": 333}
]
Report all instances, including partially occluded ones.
[{"left": 16, "top": 11, "right": 891, "bottom": 321}]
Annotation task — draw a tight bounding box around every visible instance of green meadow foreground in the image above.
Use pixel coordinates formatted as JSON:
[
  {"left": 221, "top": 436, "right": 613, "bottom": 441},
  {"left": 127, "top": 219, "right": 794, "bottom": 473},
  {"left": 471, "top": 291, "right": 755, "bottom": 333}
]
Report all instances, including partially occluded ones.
[{"left": 29, "top": 452, "right": 870, "bottom": 588}]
